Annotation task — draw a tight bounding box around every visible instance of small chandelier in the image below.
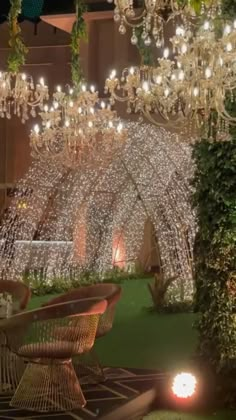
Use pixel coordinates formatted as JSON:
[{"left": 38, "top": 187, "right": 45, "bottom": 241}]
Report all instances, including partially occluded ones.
[
  {"left": 110, "top": 0, "right": 221, "bottom": 47},
  {"left": 105, "top": 16, "right": 236, "bottom": 141},
  {"left": 0, "top": 72, "right": 49, "bottom": 122},
  {"left": 0, "top": 0, "right": 49, "bottom": 122},
  {"left": 30, "top": 84, "right": 126, "bottom": 168}
]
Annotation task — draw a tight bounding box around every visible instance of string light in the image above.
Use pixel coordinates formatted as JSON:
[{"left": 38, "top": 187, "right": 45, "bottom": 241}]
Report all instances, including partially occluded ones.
[{"left": 0, "top": 122, "right": 195, "bottom": 303}]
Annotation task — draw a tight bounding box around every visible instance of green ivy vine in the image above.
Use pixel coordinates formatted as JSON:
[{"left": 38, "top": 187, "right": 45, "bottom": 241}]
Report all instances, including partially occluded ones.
[
  {"left": 70, "top": 0, "right": 87, "bottom": 89},
  {"left": 7, "top": 0, "right": 28, "bottom": 72}
]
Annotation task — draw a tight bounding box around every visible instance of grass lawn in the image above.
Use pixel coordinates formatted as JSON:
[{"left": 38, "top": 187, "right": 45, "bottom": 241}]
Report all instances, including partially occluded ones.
[
  {"left": 144, "top": 410, "right": 236, "bottom": 419},
  {"left": 28, "top": 279, "right": 235, "bottom": 419},
  {"left": 28, "top": 278, "right": 198, "bottom": 370}
]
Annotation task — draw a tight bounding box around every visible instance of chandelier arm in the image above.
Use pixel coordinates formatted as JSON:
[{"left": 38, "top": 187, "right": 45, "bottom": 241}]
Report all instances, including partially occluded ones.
[{"left": 217, "top": 108, "right": 236, "bottom": 124}]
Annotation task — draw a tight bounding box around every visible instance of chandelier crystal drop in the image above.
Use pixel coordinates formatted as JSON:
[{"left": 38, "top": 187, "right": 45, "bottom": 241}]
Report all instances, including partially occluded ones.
[
  {"left": 0, "top": 71, "right": 49, "bottom": 122},
  {"left": 30, "top": 84, "right": 126, "bottom": 168},
  {"left": 110, "top": 0, "right": 221, "bottom": 47},
  {"left": 105, "top": 16, "right": 236, "bottom": 141}
]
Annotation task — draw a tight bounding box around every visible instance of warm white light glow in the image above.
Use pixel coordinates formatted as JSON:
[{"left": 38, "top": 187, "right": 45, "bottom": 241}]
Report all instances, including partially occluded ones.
[
  {"left": 172, "top": 373, "right": 197, "bottom": 399},
  {"left": 163, "top": 48, "right": 169, "bottom": 59}
]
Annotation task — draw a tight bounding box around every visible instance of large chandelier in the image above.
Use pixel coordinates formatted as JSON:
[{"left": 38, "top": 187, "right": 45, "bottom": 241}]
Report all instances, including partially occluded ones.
[
  {"left": 105, "top": 15, "right": 236, "bottom": 141},
  {"left": 110, "top": 0, "right": 221, "bottom": 47},
  {"left": 30, "top": 84, "right": 126, "bottom": 168},
  {"left": 0, "top": 0, "right": 49, "bottom": 122}
]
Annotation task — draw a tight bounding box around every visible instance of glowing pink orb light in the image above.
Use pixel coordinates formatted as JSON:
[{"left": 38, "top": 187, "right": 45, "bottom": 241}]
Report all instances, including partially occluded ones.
[{"left": 171, "top": 372, "right": 197, "bottom": 399}]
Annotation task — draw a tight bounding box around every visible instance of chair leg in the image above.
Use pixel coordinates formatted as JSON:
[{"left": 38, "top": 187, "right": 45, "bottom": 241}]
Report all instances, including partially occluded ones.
[
  {"left": 10, "top": 359, "right": 86, "bottom": 412},
  {"left": 0, "top": 343, "right": 25, "bottom": 393},
  {"left": 75, "top": 348, "right": 105, "bottom": 385}
]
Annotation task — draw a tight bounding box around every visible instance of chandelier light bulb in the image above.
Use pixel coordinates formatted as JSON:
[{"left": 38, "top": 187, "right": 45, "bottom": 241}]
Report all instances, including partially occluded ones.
[
  {"left": 193, "top": 87, "right": 199, "bottom": 97},
  {"left": 34, "top": 124, "right": 40, "bottom": 134},
  {"left": 90, "top": 107, "right": 94, "bottom": 114},
  {"left": 90, "top": 85, "right": 95, "bottom": 93},
  {"left": 57, "top": 85, "right": 61, "bottom": 93},
  {"left": 156, "top": 75, "right": 162, "bottom": 84},
  {"left": 203, "top": 21, "right": 210, "bottom": 31},
  {"left": 39, "top": 77, "right": 45, "bottom": 86},
  {"left": 224, "top": 24, "right": 231, "bottom": 35},
  {"left": 142, "top": 81, "right": 149, "bottom": 92},
  {"left": 82, "top": 84, "right": 86, "bottom": 92},
  {"left": 178, "top": 70, "right": 185, "bottom": 81},
  {"left": 219, "top": 56, "right": 224, "bottom": 66},
  {"left": 117, "top": 122, "right": 123, "bottom": 132},
  {"left": 176, "top": 26, "right": 185, "bottom": 36},
  {"left": 69, "top": 88, "right": 74, "bottom": 95},
  {"left": 78, "top": 106, "right": 82, "bottom": 114},
  {"left": 44, "top": 105, "right": 49, "bottom": 112},
  {"left": 108, "top": 120, "right": 113, "bottom": 128},
  {"left": 226, "top": 42, "right": 233, "bottom": 52},
  {"left": 21, "top": 73, "right": 26, "bottom": 81},
  {"left": 110, "top": 70, "right": 116, "bottom": 79},
  {"left": 69, "top": 100, "right": 74, "bottom": 107},
  {"left": 163, "top": 48, "right": 169, "bottom": 59},
  {"left": 205, "top": 67, "right": 212, "bottom": 78},
  {"left": 88, "top": 121, "right": 93, "bottom": 128},
  {"left": 130, "top": 67, "right": 135, "bottom": 75},
  {"left": 53, "top": 101, "right": 59, "bottom": 109},
  {"left": 46, "top": 121, "right": 51, "bottom": 129},
  {"left": 181, "top": 43, "right": 187, "bottom": 54},
  {"left": 65, "top": 120, "right": 70, "bottom": 128},
  {"left": 164, "top": 88, "right": 170, "bottom": 97},
  {"left": 101, "top": 101, "right": 106, "bottom": 109}
]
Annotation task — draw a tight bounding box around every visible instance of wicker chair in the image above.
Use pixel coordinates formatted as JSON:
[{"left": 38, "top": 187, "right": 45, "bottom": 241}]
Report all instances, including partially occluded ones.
[
  {"left": 0, "top": 297, "right": 107, "bottom": 412},
  {"left": 42, "top": 283, "right": 122, "bottom": 382},
  {"left": 0, "top": 280, "right": 31, "bottom": 393},
  {"left": 0, "top": 280, "right": 31, "bottom": 312}
]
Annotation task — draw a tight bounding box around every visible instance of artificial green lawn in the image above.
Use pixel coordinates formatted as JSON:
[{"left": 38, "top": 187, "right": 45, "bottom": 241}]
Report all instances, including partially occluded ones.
[
  {"left": 144, "top": 410, "right": 236, "bottom": 419},
  {"left": 28, "top": 278, "right": 198, "bottom": 370},
  {"left": 28, "top": 279, "right": 235, "bottom": 419}
]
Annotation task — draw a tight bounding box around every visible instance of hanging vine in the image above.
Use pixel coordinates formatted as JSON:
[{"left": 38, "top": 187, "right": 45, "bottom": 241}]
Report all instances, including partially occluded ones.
[
  {"left": 70, "top": 0, "right": 87, "bottom": 89},
  {"left": 7, "top": 0, "right": 28, "bottom": 72}
]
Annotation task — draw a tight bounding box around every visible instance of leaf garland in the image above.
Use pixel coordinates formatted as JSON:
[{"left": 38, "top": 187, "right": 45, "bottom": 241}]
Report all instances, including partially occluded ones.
[
  {"left": 7, "top": 0, "right": 28, "bottom": 73},
  {"left": 70, "top": 0, "right": 87, "bottom": 89}
]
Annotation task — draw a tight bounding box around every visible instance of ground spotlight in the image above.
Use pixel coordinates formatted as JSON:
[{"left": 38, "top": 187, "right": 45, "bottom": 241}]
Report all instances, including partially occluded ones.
[{"left": 171, "top": 372, "right": 197, "bottom": 399}]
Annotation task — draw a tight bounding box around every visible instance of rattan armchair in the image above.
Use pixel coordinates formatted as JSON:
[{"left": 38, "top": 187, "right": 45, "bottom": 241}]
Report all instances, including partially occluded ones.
[
  {"left": 43, "top": 283, "right": 122, "bottom": 382},
  {"left": 0, "top": 298, "right": 107, "bottom": 412},
  {"left": 0, "top": 280, "right": 31, "bottom": 393}
]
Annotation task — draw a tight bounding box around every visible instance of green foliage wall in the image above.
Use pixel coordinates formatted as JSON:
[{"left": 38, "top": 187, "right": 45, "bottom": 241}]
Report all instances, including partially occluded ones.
[{"left": 192, "top": 0, "right": 236, "bottom": 406}]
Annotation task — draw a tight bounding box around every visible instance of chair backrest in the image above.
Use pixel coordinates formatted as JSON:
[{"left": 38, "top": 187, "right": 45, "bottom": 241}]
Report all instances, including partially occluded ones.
[
  {"left": 42, "top": 283, "right": 121, "bottom": 308},
  {"left": 42, "top": 283, "right": 122, "bottom": 338},
  {"left": 1, "top": 298, "right": 107, "bottom": 359},
  {"left": 0, "top": 280, "right": 31, "bottom": 310}
]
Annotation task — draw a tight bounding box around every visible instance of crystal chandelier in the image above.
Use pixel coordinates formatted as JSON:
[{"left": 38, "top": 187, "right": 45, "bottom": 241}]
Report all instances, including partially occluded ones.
[
  {"left": 105, "top": 15, "right": 236, "bottom": 141},
  {"left": 0, "top": 0, "right": 49, "bottom": 122},
  {"left": 110, "top": 0, "right": 221, "bottom": 47},
  {"left": 30, "top": 84, "right": 126, "bottom": 168},
  {"left": 0, "top": 72, "right": 49, "bottom": 122}
]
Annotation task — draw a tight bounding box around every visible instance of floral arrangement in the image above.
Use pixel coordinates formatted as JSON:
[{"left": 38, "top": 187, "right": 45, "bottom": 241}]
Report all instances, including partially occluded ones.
[{"left": 0, "top": 293, "right": 13, "bottom": 318}]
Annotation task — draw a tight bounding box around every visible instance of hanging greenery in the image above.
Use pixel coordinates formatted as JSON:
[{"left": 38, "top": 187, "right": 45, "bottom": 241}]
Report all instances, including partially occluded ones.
[
  {"left": 192, "top": 0, "right": 236, "bottom": 408},
  {"left": 70, "top": 0, "right": 87, "bottom": 88},
  {"left": 7, "top": 0, "right": 28, "bottom": 72}
]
